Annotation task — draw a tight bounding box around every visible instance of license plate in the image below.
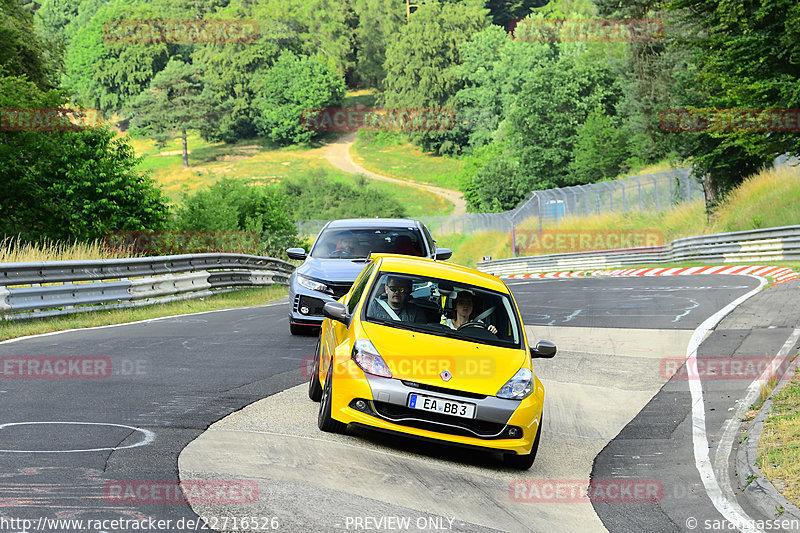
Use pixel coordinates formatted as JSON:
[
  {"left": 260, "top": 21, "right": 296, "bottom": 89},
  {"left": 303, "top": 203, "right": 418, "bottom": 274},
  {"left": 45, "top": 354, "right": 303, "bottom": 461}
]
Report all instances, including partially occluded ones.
[{"left": 407, "top": 393, "right": 476, "bottom": 419}]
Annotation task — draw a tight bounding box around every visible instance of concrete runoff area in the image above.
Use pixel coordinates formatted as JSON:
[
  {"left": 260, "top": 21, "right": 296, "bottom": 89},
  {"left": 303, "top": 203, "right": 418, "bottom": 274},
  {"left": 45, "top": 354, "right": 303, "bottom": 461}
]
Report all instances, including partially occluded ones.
[{"left": 179, "top": 326, "right": 695, "bottom": 532}]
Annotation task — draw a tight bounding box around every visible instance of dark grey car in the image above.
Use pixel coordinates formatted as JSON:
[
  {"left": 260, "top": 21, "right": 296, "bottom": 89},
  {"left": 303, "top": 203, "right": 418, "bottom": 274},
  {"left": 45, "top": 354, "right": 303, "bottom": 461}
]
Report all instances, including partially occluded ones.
[{"left": 286, "top": 218, "right": 452, "bottom": 335}]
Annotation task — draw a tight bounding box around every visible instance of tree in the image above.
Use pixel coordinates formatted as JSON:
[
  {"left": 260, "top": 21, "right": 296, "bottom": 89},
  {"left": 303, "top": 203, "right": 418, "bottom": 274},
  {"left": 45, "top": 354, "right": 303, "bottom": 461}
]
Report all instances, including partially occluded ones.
[
  {"left": 484, "top": 0, "right": 551, "bottom": 29},
  {"left": 35, "top": 0, "right": 79, "bottom": 43},
  {"left": 352, "top": 0, "right": 404, "bottom": 88},
  {"left": 290, "top": 0, "right": 356, "bottom": 79},
  {"left": 253, "top": 51, "right": 345, "bottom": 145},
  {"left": 64, "top": 0, "right": 171, "bottom": 113},
  {"left": 191, "top": 0, "right": 304, "bottom": 142},
  {"left": 505, "top": 44, "right": 623, "bottom": 190},
  {"left": 453, "top": 24, "right": 557, "bottom": 152},
  {"left": 664, "top": 0, "right": 800, "bottom": 202},
  {"left": 382, "top": 1, "right": 490, "bottom": 154},
  {"left": 0, "top": 70, "right": 169, "bottom": 242},
  {"left": 127, "top": 58, "right": 216, "bottom": 168},
  {"left": 1, "top": 0, "right": 62, "bottom": 90},
  {"left": 569, "top": 106, "right": 630, "bottom": 183}
]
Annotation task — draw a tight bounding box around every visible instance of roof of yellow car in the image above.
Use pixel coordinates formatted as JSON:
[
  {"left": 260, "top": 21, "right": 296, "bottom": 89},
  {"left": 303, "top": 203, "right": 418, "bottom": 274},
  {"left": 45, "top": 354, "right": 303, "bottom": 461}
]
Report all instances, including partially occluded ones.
[{"left": 369, "top": 254, "right": 509, "bottom": 292}]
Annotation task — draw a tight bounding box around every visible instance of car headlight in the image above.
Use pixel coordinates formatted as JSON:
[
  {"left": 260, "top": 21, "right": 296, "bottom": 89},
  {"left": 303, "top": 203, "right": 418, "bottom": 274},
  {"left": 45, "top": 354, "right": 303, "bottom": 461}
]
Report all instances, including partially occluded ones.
[
  {"left": 297, "top": 274, "right": 332, "bottom": 294},
  {"left": 497, "top": 368, "right": 533, "bottom": 400},
  {"left": 352, "top": 339, "right": 392, "bottom": 378}
]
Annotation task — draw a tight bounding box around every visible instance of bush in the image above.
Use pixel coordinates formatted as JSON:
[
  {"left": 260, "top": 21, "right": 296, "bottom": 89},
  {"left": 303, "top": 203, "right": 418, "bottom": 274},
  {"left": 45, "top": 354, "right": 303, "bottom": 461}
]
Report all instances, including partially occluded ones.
[
  {"left": 173, "top": 179, "right": 302, "bottom": 257},
  {"left": 281, "top": 170, "right": 406, "bottom": 221},
  {"left": 569, "top": 106, "right": 630, "bottom": 184},
  {"left": 253, "top": 51, "right": 345, "bottom": 145}
]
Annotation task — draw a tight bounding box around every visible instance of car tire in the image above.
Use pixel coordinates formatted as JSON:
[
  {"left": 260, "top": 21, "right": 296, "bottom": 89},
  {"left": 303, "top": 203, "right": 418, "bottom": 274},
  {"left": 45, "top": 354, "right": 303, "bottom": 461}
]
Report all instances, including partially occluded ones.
[
  {"left": 290, "top": 323, "right": 306, "bottom": 336},
  {"left": 504, "top": 415, "right": 542, "bottom": 470},
  {"left": 318, "top": 364, "right": 347, "bottom": 434},
  {"left": 308, "top": 338, "right": 323, "bottom": 402}
]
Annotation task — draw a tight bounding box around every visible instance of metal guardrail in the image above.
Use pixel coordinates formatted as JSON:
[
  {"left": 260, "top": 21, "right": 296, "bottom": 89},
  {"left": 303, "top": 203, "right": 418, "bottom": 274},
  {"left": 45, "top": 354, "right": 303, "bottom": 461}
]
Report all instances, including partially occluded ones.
[
  {"left": 0, "top": 254, "right": 294, "bottom": 320},
  {"left": 477, "top": 225, "right": 800, "bottom": 276}
]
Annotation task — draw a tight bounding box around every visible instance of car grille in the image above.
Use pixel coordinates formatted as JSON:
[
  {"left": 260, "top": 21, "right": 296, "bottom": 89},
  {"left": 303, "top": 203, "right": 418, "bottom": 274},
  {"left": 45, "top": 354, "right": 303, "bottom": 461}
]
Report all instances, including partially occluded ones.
[
  {"left": 366, "top": 400, "right": 513, "bottom": 439},
  {"left": 329, "top": 282, "right": 352, "bottom": 299},
  {"left": 401, "top": 381, "right": 487, "bottom": 400}
]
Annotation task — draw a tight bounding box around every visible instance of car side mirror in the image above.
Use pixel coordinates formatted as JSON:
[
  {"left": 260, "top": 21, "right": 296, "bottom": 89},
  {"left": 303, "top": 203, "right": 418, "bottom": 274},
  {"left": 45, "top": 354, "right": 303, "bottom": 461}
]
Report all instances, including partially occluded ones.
[
  {"left": 286, "top": 247, "right": 307, "bottom": 260},
  {"left": 434, "top": 247, "right": 453, "bottom": 261},
  {"left": 530, "top": 340, "right": 556, "bottom": 358},
  {"left": 323, "top": 302, "right": 350, "bottom": 325}
]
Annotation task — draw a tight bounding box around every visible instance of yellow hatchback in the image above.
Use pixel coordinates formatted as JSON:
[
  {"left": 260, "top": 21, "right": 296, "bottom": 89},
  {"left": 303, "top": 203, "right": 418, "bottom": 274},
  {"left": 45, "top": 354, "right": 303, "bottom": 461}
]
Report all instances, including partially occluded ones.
[{"left": 308, "top": 255, "right": 556, "bottom": 469}]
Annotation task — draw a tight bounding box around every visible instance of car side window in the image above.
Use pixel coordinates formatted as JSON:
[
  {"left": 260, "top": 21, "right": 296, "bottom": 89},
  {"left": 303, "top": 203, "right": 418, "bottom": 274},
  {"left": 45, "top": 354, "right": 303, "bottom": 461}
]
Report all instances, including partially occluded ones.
[{"left": 347, "top": 263, "right": 376, "bottom": 314}]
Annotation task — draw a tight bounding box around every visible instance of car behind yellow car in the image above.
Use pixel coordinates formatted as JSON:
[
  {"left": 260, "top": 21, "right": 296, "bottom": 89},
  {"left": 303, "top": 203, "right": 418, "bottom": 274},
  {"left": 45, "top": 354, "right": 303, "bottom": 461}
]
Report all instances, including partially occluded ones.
[{"left": 308, "top": 255, "right": 556, "bottom": 469}]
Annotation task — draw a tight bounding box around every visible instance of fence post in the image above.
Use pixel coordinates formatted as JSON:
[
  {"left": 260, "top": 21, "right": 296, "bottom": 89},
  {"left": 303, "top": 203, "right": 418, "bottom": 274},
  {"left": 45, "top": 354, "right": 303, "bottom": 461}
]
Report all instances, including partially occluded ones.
[
  {"left": 648, "top": 174, "right": 659, "bottom": 212},
  {"left": 631, "top": 176, "right": 643, "bottom": 212},
  {"left": 603, "top": 182, "right": 614, "bottom": 211}
]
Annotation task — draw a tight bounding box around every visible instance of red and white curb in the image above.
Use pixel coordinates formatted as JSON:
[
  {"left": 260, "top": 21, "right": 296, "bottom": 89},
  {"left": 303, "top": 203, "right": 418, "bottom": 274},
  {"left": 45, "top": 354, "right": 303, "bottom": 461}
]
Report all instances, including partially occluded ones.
[{"left": 503, "top": 265, "right": 799, "bottom": 285}]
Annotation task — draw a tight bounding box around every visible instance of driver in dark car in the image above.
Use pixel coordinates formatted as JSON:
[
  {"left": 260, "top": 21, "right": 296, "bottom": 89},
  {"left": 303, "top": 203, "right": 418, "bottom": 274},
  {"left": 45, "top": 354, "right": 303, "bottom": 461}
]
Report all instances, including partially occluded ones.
[
  {"left": 331, "top": 233, "right": 358, "bottom": 256},
  {"left": 445, "top": 290, "right": 497, "bottom": 334}
]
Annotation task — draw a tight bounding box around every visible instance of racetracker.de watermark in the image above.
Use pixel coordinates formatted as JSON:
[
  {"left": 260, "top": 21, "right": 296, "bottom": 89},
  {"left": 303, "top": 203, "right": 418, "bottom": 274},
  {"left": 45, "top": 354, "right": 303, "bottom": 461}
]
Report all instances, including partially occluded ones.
[
  {"left": 659, "top": 108, "right": 800, "bottom": 133},
  {"left": 104, "top": 231, "right": 258, "bottom": 254},
  {"left": 515, "top": 230, "right": 665, "bottom": 255},
  {"left": 660, "top": 357, "right": 791, "bottom": 380},
  {"left": 301, "top": 355, "right": 497, "bottom": 380},
  {"left": 104, "top": 19, "right": 259, "bottom": 43},
  {"left": 508, "top": 18, "right": 663, "bottom": 42},
  {"left": 509, "top": 479, "right": 663, "bottom": 503},
  {"left": 302, "top": 107, "right": 456, "bottom": 132},
  {"left": 103, "top": 480, "right": 258, "bottom": 504},
  {"left": 0, "top": 108, "right": 103, "bottom": 132},
  {"left": 1, "top": 356, "right": 112, "bottom": 379}
]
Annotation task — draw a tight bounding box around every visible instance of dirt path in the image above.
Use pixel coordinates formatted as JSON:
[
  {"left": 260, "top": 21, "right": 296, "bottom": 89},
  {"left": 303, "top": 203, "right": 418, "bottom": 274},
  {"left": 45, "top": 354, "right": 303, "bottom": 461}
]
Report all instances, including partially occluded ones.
[{"left": 318, "top": 132, "right": 467, "bottom": 216}]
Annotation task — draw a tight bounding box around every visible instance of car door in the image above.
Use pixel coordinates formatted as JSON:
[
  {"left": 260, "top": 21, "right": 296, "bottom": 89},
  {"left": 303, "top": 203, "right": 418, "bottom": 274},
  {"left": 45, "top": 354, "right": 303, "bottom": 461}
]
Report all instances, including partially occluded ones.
[{"left": 322, "top": 261, "right": 377, "bottom": 379}]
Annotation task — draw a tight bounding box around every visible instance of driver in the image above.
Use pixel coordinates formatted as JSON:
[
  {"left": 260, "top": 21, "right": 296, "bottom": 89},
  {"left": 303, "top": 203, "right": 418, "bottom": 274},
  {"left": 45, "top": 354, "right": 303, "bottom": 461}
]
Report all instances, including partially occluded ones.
[
  {"left": 368, "top": 275, "right": 424, "bottom": 322},
  {"left": 445, "top": 290, "right": 497, "bottom": 334},
  {"left": 331, "top": 233, "right": 358, "bottom": 256}
]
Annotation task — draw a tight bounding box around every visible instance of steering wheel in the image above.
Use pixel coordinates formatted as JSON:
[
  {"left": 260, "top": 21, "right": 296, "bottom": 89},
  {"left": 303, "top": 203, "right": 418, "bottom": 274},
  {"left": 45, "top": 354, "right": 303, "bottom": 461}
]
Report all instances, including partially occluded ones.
[
  {"left": 329, "top": 248, "right": 350, "bottom": 257},
  {"left": 457, "top": 321, "right": 487, "bottom": 331}
]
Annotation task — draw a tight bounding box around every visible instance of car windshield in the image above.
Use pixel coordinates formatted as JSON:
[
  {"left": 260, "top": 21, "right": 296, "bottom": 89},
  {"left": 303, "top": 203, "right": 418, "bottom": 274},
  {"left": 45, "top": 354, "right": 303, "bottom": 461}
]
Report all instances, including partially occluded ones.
[
  {"left": 310, "top": 228, "right": 425, "bottom": 259},
  {"left": 364, "top": 272, "right": 521, "bottom": 348}
]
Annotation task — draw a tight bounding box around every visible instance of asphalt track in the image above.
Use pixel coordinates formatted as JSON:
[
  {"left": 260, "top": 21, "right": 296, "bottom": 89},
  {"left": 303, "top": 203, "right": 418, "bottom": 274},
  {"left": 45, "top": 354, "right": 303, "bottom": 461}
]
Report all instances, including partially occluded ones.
[{"left": 1, "top": 275, "right": 798, "bottom": 532}]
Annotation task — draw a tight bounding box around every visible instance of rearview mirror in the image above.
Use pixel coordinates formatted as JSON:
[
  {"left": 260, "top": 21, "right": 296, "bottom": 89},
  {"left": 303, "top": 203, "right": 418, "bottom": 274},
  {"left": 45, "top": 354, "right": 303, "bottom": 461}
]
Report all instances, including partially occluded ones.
[
  {"left": 323, "top": 302, "right": 350, "bottom": 325},
  {"left": 286, "top": 247, "right": 307, "bottom": 260},
  {"left": 530, "top": 340, "right": 556, "bottom": 358}
]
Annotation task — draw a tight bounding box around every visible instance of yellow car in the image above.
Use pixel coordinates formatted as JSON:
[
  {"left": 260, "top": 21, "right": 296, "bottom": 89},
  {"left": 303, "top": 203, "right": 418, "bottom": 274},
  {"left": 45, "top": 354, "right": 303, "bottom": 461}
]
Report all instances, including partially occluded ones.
[{"left": 307, "top": 255, "right": 556, "bottom": 469}]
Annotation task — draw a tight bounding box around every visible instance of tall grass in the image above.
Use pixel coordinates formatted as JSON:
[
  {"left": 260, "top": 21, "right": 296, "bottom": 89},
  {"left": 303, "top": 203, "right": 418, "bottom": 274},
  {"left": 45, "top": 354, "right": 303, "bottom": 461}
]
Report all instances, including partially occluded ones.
[
  {"left": 0, "top": 237, "right": 135, "bottom": 263},
  {"left": 713, "top": 165, "right": 800, "bottom": 232},
  {"left": 444, "top": 163, "right": 799, "bottom": 262}
]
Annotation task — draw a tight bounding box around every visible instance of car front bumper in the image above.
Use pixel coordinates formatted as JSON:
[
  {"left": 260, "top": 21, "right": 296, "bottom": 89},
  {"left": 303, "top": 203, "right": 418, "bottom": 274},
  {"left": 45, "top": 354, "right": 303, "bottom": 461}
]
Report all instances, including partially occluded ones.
[{"left": 327, "top": 359, "right": 544, "bottom": 456}]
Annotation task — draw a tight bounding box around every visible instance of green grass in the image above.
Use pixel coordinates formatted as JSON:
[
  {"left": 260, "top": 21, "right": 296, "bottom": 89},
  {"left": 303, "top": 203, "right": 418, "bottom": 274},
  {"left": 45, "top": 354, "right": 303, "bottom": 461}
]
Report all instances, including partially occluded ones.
[
  {"left": 437, "top": 232, "right": 513, "bottom": 269},
  {"left": 0, "top": 286, "right": 287, "bottom": 342},
  {"left": 758, "top": 365, "right": 800, "bottom": 508},
  {"left": 342, "top": 89, "right": 378, "bottom": 108},
  {"left": 126, "top": 130, "right": 445, "bottom": 217},
  {"left": 351, "top": 131, "right": 465, "bottom": 190}
]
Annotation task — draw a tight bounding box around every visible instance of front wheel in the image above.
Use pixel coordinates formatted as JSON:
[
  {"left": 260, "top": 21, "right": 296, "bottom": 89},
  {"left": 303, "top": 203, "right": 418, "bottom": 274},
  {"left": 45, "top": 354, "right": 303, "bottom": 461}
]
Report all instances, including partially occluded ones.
[
  {"left": 318, "top": 364, "right": 347, "bottom": 434},
  {"left": 308, "top": 338, "right": 323, "bottom": 402},
  {"left": 504, "top": 415, "right": 542, "bottom": 470}
]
